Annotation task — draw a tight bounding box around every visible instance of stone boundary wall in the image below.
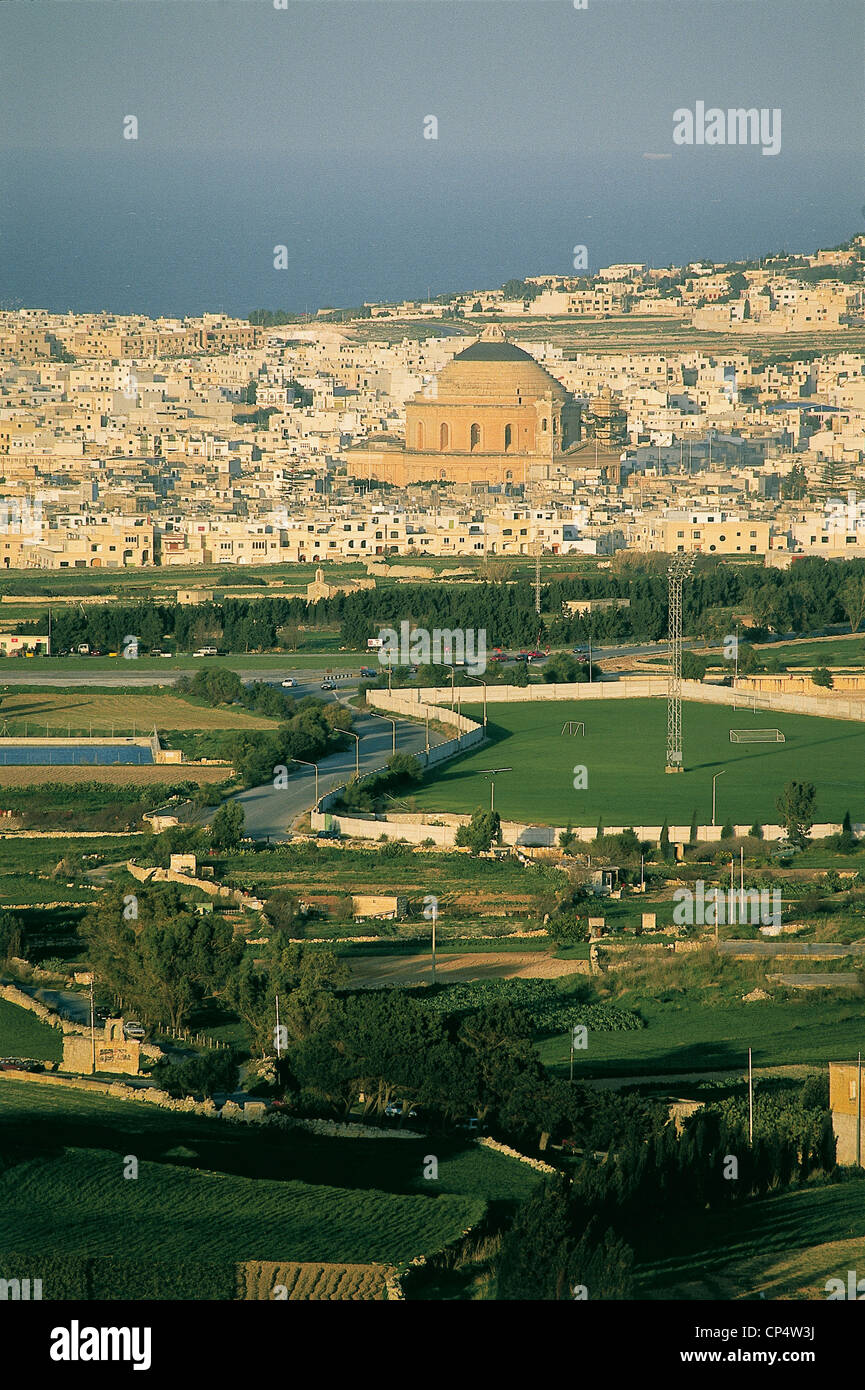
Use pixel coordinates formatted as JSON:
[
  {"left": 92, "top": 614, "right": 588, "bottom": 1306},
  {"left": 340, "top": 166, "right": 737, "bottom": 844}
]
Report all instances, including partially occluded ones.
[
  {"left": 477, "top": 1135, "right": 558, "bottom": 1176},
  {"left": 400, "top": 676, "right": 865, "bottom": 723},
  {"left": 314, "top": 691, "right": 485, "bottom": 816},
  {"left": 126, "top": 860, "right": 263, "bottom": 909}
]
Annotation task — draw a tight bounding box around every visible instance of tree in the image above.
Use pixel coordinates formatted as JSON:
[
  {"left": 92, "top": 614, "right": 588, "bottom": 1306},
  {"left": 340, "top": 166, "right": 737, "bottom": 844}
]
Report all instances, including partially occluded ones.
[
  {"left": 721, "top": 819, "right": 735, "bottom": 841},
  {"left": 749, "top": 821, "right": 764, "bottom": 839},
  {"left": 688, "top": 810, "right": 699, "bottom": 846},
  {"left": 0, "top": 909, "right": 23, "bottom": 964},
  {"left": 811, "top": 667, "right": 833, "bottom": 689},
  {"left": 776, "top": 781, "right": 816, "bottom": 849},
  {"left": 840, "top": 575, "right": 865, "bottom": 634},
  {"left": 559, "top": 824, "right": 577, "bottom": 853},
  {"left": 495, "top": 1180, "right": 575, "bottom": 1299},
  {"left": 81, "top": 886, "right": 242, "bottom": 1032},
  {"left": 455, "top": 808, "right": 501, "bottom": 854},
  {"left": 681, "top": 651, "right": 708, "bottom": 681},
  {"left": 210, "top": 800, "right": 245, "bottom": 850}
]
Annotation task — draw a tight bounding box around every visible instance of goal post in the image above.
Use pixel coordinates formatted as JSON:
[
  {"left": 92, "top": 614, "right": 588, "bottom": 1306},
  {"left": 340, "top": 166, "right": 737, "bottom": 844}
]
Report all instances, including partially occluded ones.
[
  {"left": 729, "top": 729, "right": 785, "bottom": 743},
  {"left": 561, "top": 721, "right": 585, "bottom": 736}
]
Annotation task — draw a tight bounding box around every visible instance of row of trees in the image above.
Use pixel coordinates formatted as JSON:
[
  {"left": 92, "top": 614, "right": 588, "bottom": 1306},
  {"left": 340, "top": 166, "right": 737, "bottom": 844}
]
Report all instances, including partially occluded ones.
[{"left": 18, "top": 556, "right": 865, "bottom": 656}]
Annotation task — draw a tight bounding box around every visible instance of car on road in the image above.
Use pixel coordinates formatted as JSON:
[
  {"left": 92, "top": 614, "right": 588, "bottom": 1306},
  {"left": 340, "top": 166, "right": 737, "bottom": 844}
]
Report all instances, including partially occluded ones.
[
  {"left": 488, "top": 651, "right": 510, "bottom": 663},
  {"left": 193, "top": 647, "right": 218, "bottom": 657},
  {"left": 359, "top": 667, "right": 377, "bottom": 679},
  {"left": 320, "top": 680, "right": 336, "bottom": 691},
  {"left": 122, "top": 1020, "right": 146, "bottom": 1040},
  {"left": 281, "top": 678, "right": 297, "bottom": 687}
]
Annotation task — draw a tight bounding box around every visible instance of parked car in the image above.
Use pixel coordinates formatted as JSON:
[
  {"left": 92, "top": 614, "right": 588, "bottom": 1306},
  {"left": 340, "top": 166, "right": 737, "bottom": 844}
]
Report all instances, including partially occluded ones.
[
  {"left": 456, "top": 1117, "right": 489, "bottom": 1133},
  {"left": 316, "top": 828, "right": 340, "bottom": 841},
  {"left": 488, "top": 651, "right": 510, "bottom": 663},
  {"left": 281, "top": 678, "right": 297, "bottom": 688},
  {"left": 385, "top": 1102, "right": 418, "bottom": 1118},
  {"left": 122, "top": 1020, "right": 146, "bottom": 1040},
  {"left": 193, "top": 647, "right": 218, "bottom": 657}
]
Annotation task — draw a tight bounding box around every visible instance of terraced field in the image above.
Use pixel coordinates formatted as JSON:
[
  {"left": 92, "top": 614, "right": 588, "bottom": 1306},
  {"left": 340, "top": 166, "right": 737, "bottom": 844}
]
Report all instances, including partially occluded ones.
[
  {"left": 239, "top": 1260, "right": 393, "bottom": 1301},
  {"left": 1, "top": 1148, "right": 485, "bottom": 1266}
]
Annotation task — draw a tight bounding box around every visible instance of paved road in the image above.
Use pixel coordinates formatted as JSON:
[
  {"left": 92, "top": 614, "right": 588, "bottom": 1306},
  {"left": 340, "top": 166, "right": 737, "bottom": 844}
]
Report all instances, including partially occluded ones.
[
  {"left": 0, "top": 666, "right": 361, "bottom": 689},
  {"left": 228, "top": 702, "right": 454, "bottom": 841}
]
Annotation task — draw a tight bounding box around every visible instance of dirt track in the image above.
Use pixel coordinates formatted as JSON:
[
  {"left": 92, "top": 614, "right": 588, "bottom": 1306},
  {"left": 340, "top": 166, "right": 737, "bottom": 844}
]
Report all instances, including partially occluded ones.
[{"left": 347, "top": 950, "right": 583, "bottom": 987}]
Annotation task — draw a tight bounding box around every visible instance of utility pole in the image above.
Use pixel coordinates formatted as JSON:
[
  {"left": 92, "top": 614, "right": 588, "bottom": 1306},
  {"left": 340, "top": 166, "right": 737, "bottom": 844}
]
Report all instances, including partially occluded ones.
[
  {"left": 275, "top": 993, "right": 281, "bottom": 1060},
  {"left": 748, "top": 1047, "right": 753, "bottom": 1145},
  {"left": 430, "top": 898, "right": 437, "bottom": 985},
  {"left": 89, "top": 978, "right": 96, "bottom": 1076},
  {"left": 534, "top": 538, "right": 541, "bottom": 617}
]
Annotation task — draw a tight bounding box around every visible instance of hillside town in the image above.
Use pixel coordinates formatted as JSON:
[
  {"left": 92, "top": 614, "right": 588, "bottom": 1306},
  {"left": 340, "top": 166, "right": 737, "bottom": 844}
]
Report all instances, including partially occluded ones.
[{"left": 0, "top": 235, "right": 863, "bottom": 581}]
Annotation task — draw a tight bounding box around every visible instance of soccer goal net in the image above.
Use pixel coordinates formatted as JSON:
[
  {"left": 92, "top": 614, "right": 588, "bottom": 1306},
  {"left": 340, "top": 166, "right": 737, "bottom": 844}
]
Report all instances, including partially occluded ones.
[
  {"left": 561, "top": 721, "right": 585, "bottom": 736},
  {"left": 729, "top": 729, "right": 785, "bottom": 743}
]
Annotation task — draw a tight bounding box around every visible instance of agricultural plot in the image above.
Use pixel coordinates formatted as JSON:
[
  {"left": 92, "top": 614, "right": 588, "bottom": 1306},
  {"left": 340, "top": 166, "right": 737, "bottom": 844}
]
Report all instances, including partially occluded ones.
[
  {"left": 410, "top": 699, "right": 865, "bottom": 827},
  {"left": 0, "top": 691, "right": 274, "bottom": 733},
  {"left": 1, "top": 1148, "right": 485, "bottom": 1267},
  {"left": 0, "top": 999, "right": 62, "bottom": 1062},
  {"left": 638, "top": 1179, "right": 865, "bottom": 1300},
  {"left": 538, "top": 997, "right": 865, "bottom": 1080},
  {"left": 238, "top": 1260, "right": 393, "bottom": 1301}
]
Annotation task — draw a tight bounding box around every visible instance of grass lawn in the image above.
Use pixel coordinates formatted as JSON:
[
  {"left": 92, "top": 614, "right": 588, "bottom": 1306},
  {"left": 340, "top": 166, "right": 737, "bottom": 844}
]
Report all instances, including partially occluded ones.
[
  {"left": 538, "top": 997, "right": 865, "bottom": 1079},
  {"left": 1, "top": 650, "right": 367, "bottom": 675},
  {"left": 410, "top": 699, "right": 865, "bottom": 827},
  {"left": 756, "top": 635, "right": 865, "bottom": 669},
  {"left": 638, "top": 1178, "right": 865, "bottom": 1300},
  {"left": 0, "top": 1000, "right": 62, "bottom": 1062},
  {"left": 0, "top": 690, "right": 275, "bottom": 733}
]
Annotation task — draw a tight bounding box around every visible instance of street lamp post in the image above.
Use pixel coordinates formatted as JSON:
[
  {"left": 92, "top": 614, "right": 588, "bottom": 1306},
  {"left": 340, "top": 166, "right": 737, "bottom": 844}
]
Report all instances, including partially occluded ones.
[
  {"left": 345, "top": 729, "right": 360, "bottom": 780},
  {"left": 367, "top": 708, "right": 397, "bottom": 756},
  {"left": 464, "top": 674, "right": 487, "bottom": 727},
  {"left": 712, "top": 769, "right": 726, "bottom": 828},
  {"left": 480, "top": 767, "right": 512, "bottom": 814},
  {"left": 292, "top": 757, "right": 319, "bottom": 807}
]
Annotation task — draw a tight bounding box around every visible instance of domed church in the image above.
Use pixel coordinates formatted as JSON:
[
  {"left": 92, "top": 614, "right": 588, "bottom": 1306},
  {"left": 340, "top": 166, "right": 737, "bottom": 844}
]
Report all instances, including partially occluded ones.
[{"left": 348, "top": 324, "right": 583, "bottom": 487}]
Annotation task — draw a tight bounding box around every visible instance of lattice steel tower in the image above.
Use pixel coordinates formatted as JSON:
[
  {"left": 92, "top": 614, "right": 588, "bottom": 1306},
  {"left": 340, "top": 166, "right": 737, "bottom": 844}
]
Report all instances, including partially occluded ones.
[{"left": 665, "top": 552, "right": 694, "bottom": 772}]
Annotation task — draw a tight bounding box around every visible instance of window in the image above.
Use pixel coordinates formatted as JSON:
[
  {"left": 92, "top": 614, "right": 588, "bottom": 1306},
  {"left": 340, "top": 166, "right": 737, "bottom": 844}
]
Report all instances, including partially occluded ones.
[
  {"left": 416, "top": 422, "right": 424, "bottom": 449},
  {"left": 504, "top": 424, "right": 512, "bottom": 452},
  {"left": 470, "top": 422, "right": 481, "bottom": 451},
  {"left": 541, "top": 418, "right": 548, "bottom": 432},
  {"left": 440, "top": 423, "right": 449, "bottom": 449}
]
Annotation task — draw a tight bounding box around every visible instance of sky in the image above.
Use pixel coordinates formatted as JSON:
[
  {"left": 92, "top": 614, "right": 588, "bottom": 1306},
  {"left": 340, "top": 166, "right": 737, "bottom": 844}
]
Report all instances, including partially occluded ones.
[{"left": 0, "top": 0, "right": 862, "bottom": 316}]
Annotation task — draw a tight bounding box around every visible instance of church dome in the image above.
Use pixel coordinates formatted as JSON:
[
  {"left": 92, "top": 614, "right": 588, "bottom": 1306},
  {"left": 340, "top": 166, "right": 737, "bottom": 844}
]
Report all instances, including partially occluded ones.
[{"left": 425, "top": 323, "right": 568, "bottom": 403}]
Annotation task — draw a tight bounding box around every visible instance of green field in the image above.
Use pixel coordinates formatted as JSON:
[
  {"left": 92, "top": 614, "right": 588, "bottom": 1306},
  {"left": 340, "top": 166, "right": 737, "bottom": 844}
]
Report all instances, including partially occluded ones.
[
  {"left": 538, "top": 997, "right": 865, "bottom": 1080},
  {"left": 411, "top": 699, "right": 865, "bottom": 827},
  {"left": 638, "top": 1178, "right": 865, "bottom": 1300},
  {"left": 0, "top": 1079, "right": 539, "bottom": 1271},
  {"left": 0, "top": 1000, "right": 62, "bottom": 1062},
  {"left": 0, "top": 1148, "right": 484, "bottom": 1266}
]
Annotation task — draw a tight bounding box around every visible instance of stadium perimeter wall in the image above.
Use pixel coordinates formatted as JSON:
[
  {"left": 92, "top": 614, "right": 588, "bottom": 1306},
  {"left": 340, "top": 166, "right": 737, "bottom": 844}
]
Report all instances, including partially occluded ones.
[{"left": 307, "top": 680, "right": 863, "bottom": 847}]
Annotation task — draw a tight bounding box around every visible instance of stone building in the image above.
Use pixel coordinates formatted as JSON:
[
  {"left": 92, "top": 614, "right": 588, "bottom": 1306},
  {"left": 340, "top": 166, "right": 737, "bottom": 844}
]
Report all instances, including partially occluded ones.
[
  {"left": 347, "top": 324, "right": 582, "bottom": 486},
  {"left": 62, "top": 1019, "right": 142, "bottom": 1077},
  {"left": 829, "top": 1061, "right": 864, "bottom": 1165}
]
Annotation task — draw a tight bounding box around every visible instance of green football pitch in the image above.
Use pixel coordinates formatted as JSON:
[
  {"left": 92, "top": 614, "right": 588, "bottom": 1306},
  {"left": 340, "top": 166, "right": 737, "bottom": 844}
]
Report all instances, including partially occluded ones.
[{"left": 410, "top": 698, "right": 865, "bottom": 827}]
